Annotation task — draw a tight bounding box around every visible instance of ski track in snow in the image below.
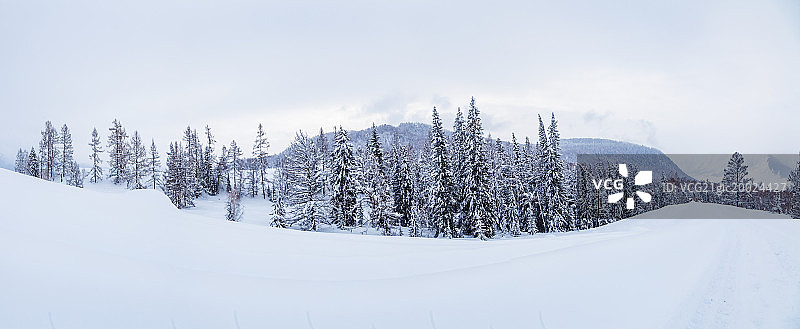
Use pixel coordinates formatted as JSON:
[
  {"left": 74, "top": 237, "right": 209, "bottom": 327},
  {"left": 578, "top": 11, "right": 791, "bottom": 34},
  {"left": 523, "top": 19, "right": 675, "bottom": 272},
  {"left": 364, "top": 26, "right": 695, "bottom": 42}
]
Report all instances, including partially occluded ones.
[{"left": 1, "top": 169, "right": 799, "bottom": 329}]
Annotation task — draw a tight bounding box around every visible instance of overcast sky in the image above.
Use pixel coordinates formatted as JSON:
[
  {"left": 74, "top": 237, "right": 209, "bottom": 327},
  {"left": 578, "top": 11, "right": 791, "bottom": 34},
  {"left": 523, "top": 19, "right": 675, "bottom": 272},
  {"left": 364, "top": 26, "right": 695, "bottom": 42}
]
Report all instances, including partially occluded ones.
[{"left": 1, "top": 0, "right": 799, "bottom": 165}]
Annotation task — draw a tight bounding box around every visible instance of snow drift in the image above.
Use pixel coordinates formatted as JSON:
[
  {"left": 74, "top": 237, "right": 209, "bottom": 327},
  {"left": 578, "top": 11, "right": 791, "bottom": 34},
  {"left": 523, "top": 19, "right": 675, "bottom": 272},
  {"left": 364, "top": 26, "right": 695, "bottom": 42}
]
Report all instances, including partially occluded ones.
[{"left": 1, "top": 169, "right": 799, "bottom": 328}]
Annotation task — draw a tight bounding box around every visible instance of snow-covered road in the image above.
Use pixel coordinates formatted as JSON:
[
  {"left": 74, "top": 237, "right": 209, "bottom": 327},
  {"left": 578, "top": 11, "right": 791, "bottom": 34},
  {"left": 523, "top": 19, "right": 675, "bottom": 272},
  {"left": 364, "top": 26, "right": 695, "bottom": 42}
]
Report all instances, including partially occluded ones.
[{"left": 1, "top": 169, "right": 798, "bottom": 328}]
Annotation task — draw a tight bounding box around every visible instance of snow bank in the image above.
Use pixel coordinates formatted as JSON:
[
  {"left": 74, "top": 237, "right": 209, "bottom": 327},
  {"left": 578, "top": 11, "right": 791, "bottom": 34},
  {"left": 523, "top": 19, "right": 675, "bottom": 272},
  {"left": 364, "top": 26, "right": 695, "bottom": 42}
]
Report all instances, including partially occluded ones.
[{"left": 1, "top": 169, "right": 798, "bottom": 329}]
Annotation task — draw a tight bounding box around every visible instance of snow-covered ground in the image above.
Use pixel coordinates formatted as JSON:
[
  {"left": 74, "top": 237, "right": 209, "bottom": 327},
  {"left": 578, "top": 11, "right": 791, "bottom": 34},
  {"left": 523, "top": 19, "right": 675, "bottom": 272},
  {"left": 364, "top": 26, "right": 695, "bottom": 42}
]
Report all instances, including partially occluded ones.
[{"left": 1, "top": 168, "right": 799, "bottom": 328}]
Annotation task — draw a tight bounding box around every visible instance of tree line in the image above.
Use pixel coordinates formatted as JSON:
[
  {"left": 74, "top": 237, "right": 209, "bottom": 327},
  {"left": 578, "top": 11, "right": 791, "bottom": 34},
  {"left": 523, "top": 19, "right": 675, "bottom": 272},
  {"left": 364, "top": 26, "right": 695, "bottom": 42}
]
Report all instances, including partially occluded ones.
[{"left": 13, "top": 98, "right": 800, "bottom": 239}]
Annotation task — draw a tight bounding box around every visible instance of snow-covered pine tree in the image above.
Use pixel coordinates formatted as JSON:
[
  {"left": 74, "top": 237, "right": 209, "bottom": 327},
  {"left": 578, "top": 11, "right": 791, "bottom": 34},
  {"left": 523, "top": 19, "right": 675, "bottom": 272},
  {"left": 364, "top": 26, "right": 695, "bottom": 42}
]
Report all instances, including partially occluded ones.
[
  {"left": 107, "top": 119, "right": 129, "bottom": 185},
  {"left": 462, "top": 97, "right": 494, "bottom": 239},
  {"left": 362, "top": 124, "right": 394, "bottom": 235},
  {"left": 163, "top": 142, "right": 192, "bottom": 208},
  {"left": 427, "top": 107, "right": 456, "bottom": 238},
  {"left": 253, "top": 123, "right": 270, "bottom": 199},
  {"left": 534, "top": 115, "right": 549, "bottom": 232},
  {"left": 15, "top": 148, "right": 28, "bottom": 174},
  {"left": 39, "top": 121, "right": 59, "bottom": 181},
  {"left": 520, "top": 136, "right": 538, "bottom": 234},
  {"left": 316, "top": 127, "right": 330, "bottom": 196},
  {"left": 88, "top": 127, "right": 104, "bottom": 183},
  {"left": 392, "top": 146, "right": 416, "bottom": 232},
  {"left": 368, "top": 124, "right": 385, "bottom": 172},
  {"left": 330, "top": 127, "right": 359, "bottom": 228},
  {"left": 217, "top": 145, "right": 229, "bottom": 193},
  {"left": 202, "top": 125, "right": 218, "bottom": 194},
  {"left": 270, "top": 158, "right": 289, "bottom": 228},
  {"left": 183, "top": 127, "right": 202, "bottom": 198},
  {"left": 541, "top": 113, "right": 573, "bottom": 232},
  {"left": 27, "top": 147, "right": 39, "bottom": 178},
  {"left": 228, "top": 140, "right": 243, "bottom": 193},
  {"left": 58, "top": 124, "right": 74, "bottom": 183},
  {"left": 788, "top": 154, "right": 800, "bottom": 219},
  {"left": 129, "top": 131, "right": 147, "bottom": 189},
  {"left": 246, "top": 161, "right": 258, "bottom": 198},
  {"left": 504, "top": 133, "right": 523, "bottom": 235},
  {"left": 486, "top": 135, "right": 505, "bottom": 235},
  {"left": 164, "top": 142, "right": 182, "bottom": 207},
  {"left": 285, "top": 131, "right": 326, "bottom": 231},
  {"left": 67, "top": 161, "right": 83, "bottom": 188},
  {"left": 147, "top": 139, "right": 162, "bottom": 189},
  {"left": 722, "top": 152, "right": 751, "bottom": 208},
  {"left": 450, "top": 107, "right": 467, "bottom": 235}
]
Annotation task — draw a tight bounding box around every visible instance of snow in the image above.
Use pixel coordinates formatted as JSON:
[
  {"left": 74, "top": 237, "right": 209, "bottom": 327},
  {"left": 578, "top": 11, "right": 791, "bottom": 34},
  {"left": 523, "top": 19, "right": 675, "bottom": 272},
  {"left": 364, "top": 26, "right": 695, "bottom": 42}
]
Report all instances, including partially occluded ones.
[{"left": 1, "top": 168, "right": 799, "bottom": 328}]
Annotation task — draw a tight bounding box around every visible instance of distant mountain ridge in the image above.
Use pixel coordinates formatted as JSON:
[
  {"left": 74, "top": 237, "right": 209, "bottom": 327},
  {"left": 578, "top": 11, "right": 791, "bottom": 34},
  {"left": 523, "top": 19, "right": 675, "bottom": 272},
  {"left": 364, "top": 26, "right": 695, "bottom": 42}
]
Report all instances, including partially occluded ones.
[{"left": 268, "top": 122, "right": 690, "bottom": 179}]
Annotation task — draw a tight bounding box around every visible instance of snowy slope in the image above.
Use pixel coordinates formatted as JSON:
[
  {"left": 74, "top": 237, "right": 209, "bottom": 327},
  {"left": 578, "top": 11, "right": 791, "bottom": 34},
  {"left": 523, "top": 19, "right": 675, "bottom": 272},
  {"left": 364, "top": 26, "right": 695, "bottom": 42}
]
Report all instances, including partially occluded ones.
[{"left": 1, "top": 169, "right": 799, "bottom": 328}]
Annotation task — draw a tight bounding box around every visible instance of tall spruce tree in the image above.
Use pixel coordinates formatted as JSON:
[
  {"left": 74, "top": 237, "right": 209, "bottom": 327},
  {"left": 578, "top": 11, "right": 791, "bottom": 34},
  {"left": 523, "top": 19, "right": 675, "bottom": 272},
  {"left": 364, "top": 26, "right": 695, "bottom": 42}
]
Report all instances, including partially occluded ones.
[
  {"left": 330, "top": 127, "right": 359, "bottom": 228},
  {"left": 228, "top": 140, "right": 243, "bottom": 193},
  {"left": 58, "top": 124, "right": 74, "bottom": 183},
  {"left": 15, "top": 148, "right": 28, "bottom": 174},
  {"left": 107, "top": 119, "right": 129, "bottom": 185},
  {"left": 723, "top": 152, "right": 751, "bottom": 208},
  {"left": 450, "top": 107, "right": 468, "bottom": 235},
  {"left": 202, "top": 125, "right": 217, "bottom": 194},
  {"left": 788, "top": 154, "right": 800, "bottom": 219},
  {"left": 129, "top": 131, "right": 147, "bottom": 189},
  {"left": 363, "top": 124, "right": 393, "bottom": 235},
  {"left": 40, "top": 121, "right": 59, "bottom": 181},
  {"left": 183, "top": 127, "right": 202, "bottom": 198},
  {"left": 540, "top": 113, "right": 573, "bottom": 232},
  {"left": 462, "top": 98, "right": 493, "bottom": 239},
  {"left": 253, "top": 123, "right": 270, "bottom": 199},
  {"left": 270, "top": 158, "right": 289, "bottom": 228},
  {"left": 428, "top": 107, "right": 455, "bottom": 238},
  {"left": 285, "top": 131, "right": 326, "bottom": 231},
  {"left": 27, "top": 147, "right": 39, "bottom": 178},
  {"left": 67, "top": 161, "right": 83, "bottom": 188},
  {"left": 147, "top": 139, "right": 162, "bottom": 189},
  {"left": 164, "top": 142, "right": 191, "bottom": 208},
  {"left": 88, "top": 127, "right": 104, "bottom": 183}
]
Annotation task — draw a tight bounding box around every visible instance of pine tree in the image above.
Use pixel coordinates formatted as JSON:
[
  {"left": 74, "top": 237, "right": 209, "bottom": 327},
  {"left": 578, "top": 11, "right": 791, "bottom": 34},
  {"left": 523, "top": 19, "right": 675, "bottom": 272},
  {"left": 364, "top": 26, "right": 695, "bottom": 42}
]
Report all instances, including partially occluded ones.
[
  {"left": 330, "top": 127, "right": 359, "bottom": 228},
  {"left": 183, "top": 127, "right": 202, "bottom": 198},
  {"left": 129, "top": 131, "right": 147, "bottom": 189},
  {"left": 58, "top": 124, "right": 74, "bottom": 183},
  {"left": 164, "top": 142, "right": 189, "bottom": 208},
  {"left": 316, "top": 127, "right": 330, "bottom": 196},
  {"left": 285, "top": 131, "right": 326, "bottom": 231},
  {"left": 67, "top": 161, "right": 84, "bottom": 188},
  {"left": 88, "top": 127, "right": 104, "bottom": 183},
  {"left": 39, "top": 121, "right": 59, "bottom": 181},
  {"left": 107, "top": 119, "right": 129, "bottom": 185},
  {"left": 147, "top": 139, "right": 162, "bottom": 189},
  {"left": 270, "top": 158, "right": 289, "bottom": 228},
  {"left": 541, "top": 113, "right": 573, "bottom": 232},
  {"left": 427, "top": 107, "right": 455, "bottom": 238},
  {"left": 253, "top": 123, "right": 270, "bottom": 199},
  {"left": 217, "top": 145, "right": 230, "bottom": 193},
  {"left": 228, "top": 140, "right": 243, "bottom": 193},
  {"left": 363, "top": 124, "right": 394, "bottom": 235},
  {"left": 788, "top": 154, "right": 800, "bottom": 219},
  {"left": 27, "top": 147, "right": 39, "bottom": 178},
  {"left": 202, "top": 125, "right": 218, "bottom": 194},
  {"left": 15, "top": 148, "right": 28, "bottom": 174},
  {"left": 450, "top": 107, "right": 467, "bottom": 235},
  {"left": 246, "top": 161, "right": 258, "bottom": 198},
  {"left": 462, "top": 97, "right": 493, "bottom": 239},
  {"left": 723, "top": 152, "right": 751, "bottom": 208},
  {"left": 393, "top": 146, "right": 416, "bottom": 231}
]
